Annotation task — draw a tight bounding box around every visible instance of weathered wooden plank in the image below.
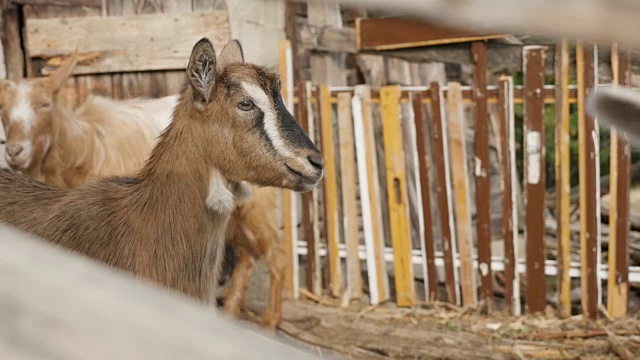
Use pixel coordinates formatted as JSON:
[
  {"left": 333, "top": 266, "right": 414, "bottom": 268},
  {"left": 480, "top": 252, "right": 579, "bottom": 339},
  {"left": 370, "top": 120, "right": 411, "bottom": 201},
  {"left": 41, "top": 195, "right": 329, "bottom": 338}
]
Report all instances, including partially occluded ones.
[
  {"left": 280, "top": 39, "right": 298, "bottom": 299},
  {"left": 0, "top": 224, "right": 319, "bottom": 360},
  {"left": 380, "top": 85, "right": 415, "bottom": 307},
  {"left": 307, "top": 0, "right": 346, "bottom": 86},
  {"left": 9, "top": 0, "right": 101, "bottom": 6},
  {"left": 555, "top": 39, "right": 572, "bottom": 319},
  {"left": 472, "top": 41, "right": 492, "bottom": 312},
  {"left": 577, "top": 41, "right": 601, "bottom": 319},
  {"left": 319, "top": 84, "right": 342, "bottom": 297},
  {"left": 26, "top": 11, "right": 231, "bottom": 75},
  {"left": 1, "top": 3, "right": 25, "bottom": 80},
  {"left": 498, "top": 76, "right": 521, "bottom": 315},
  {"left": 356, "top": 16, "right": 506, "bottom": 51},
  {"left": 446, "top": 82, "right": 476, "bottom": 307},
  {"left": 430, "top": 81, "right": 459, "bottom": 305},
  {"left": 524, "top": 46, "right": 547, "bottom": 315},
  {"left": 298, "top": 21, "right": 357, "bottom": 54},
  {"left": 413, "top": 92, "right": 438, "bottom": 302},
  {"left": 337, "top": 91, "right": 362, "bottom": 300},
  {"left": 607, "top": 45, "right": 631, "bottom": 319},
  {"left": 298, "top": 84, "right": 315, "bottom": 294},
  {"left": 306, "top": 82, "right": 323, "bottom": 296},
  {"left": 353, "top": 84, "right": 389, "bottom": 304}
]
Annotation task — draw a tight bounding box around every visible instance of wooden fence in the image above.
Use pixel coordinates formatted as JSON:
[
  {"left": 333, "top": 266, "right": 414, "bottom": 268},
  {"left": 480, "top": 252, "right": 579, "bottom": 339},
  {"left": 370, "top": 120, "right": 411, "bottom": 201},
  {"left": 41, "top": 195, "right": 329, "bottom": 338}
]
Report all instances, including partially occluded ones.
[{"left": 279, "top": 40, "right": 639, "bottom": 319}]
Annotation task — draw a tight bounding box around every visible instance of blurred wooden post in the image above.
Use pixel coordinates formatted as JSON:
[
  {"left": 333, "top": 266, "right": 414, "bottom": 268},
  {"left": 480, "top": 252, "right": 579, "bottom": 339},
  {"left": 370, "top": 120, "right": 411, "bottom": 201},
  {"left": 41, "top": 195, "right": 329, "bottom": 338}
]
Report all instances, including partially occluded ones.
[
  {"left": 319, "top": 85, "right": 342, "bottom": 297},
  {"left": 447, "top": 82, "right": 476, "bottom": 307},
  {"left": 498, "top": 76, "right": 521, "bottom": 316},
  {"left": 298, "top": 83, "right": 315, "bottom": 294},
  {"left": 430, "top": 82, "right": 460, "bottom": 305},
  {"left": 607, "top": 44, "right": 631, "bottom": 319},
  {"left": 472, "top": 41, "right": 492, "bottom": 311},
  {"left": 337, "top": 92, "right": 362, "bottom": 300},
  {"left": 381, "top": 85, "right": 415, "bottom": 307},
  {"left": 413, "top": 92, "right": 438, "bottom": 302},
  {"left": 353, "top": 85, "right": 390, "bottom": 304},
  {"left": 279, "top": 40, "right": 298, "bottom": 299},
  {"left": 305, "top": 82, "right": 323, "bottom": 296},
  {"left": 555, "top": 39, "right": 572, "bottom": 318},
  {"left": 577, "top": 41, "right": 601, "bottom": 319},
  {"left": 523, "top": 46, "right": 547, "bottom": 314}
]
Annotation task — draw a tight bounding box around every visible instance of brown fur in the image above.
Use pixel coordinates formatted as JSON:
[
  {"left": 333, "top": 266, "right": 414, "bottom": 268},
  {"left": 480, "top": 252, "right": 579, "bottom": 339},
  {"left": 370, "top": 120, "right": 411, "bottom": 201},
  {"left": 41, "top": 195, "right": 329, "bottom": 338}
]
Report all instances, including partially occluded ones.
[{"left": 0, "top": 39, "right": 323, "bottom": 305}]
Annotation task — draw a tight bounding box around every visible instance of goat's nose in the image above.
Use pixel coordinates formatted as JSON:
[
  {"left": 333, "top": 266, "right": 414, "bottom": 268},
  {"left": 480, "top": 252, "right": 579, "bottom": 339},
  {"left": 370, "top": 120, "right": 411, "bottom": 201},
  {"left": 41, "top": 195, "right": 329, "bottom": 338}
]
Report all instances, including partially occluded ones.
[
  {"left": 6, "top": 144, "right": 23, "bottom": 158},
  {"left": 307, "top": 153, "right": 324, "bottom": 170}
]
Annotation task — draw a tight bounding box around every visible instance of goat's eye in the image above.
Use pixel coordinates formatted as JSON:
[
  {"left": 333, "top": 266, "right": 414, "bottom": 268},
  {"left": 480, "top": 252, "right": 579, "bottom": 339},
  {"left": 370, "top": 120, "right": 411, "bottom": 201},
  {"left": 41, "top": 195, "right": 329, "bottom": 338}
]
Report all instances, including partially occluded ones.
[
  {"left": 238, "top": 100, "right": 254, "bottom": 111},
  {"left": 40, "top": 102, "right": 52, "bottom": 109}
]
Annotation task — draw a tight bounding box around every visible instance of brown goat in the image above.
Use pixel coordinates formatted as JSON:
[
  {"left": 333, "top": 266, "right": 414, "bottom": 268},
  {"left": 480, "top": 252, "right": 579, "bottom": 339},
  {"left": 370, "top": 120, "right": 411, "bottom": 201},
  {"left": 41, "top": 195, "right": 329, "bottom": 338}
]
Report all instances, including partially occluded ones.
[{"left": 0, "top": 38, "right": 323, "bottom": 304}]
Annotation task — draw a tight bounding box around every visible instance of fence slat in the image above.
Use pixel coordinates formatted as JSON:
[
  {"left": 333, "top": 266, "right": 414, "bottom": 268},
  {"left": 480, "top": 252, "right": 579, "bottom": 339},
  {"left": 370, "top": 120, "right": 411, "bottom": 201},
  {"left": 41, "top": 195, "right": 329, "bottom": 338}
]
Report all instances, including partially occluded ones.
[
  {"left": 319, "top": 84, "right": 342, "bottom": 297},
  {"left": 447, "top": 82, "right": 477, "bottom": 307},
  {"left": 280, "top": 40, "right": 298, "bottom": 299},
  {"left": 381, "top": 85, "right": 415, "bottom": 307},
  {"left": 472, "top": 41, "right": 493, "bottom": 311},
  {"left": 298, "top": 83, "right": 315, "bottom": 294},
  {"left": 555, "top": 39, "right": 572, "bottom": 318},
  {"left": 607, "top": 44, "right": 631, "bottom": 319},
  {"left": 524, "top": 46, "right": 547, "bottom": 314},
  {"left": 354, "top": 85, "right": 390, "bottom": 304},
  {"left": 306, "top": 82, "right": 323, "bottom": 296},
  {"left": 413, "top": 92, "right": 438, "bottom": 302},
  {"left": 430, "top": 82, "right": 460, "bottom": 305},
  {"left": 337, "top": 92, "right": 362, "bottom": 300},
  {"left": 577, "top": 41, "right": 601, "bottom": 319},
  {"left": 498, "top": 76, "right": 521, "bottom": 316}
]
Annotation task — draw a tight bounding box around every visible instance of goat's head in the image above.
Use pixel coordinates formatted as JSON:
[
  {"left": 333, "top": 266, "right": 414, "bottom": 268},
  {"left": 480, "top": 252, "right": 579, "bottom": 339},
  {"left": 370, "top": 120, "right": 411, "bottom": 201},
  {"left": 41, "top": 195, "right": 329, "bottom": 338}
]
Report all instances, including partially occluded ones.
[
  {"left": 589, "top": 87, "right": 640, "bottom": 144},
  {"left": 0, "top": 53, "right": 77, "bottom": 170},
  {"left": 183, "top": 38, "right": 324, "bottom": 192}
]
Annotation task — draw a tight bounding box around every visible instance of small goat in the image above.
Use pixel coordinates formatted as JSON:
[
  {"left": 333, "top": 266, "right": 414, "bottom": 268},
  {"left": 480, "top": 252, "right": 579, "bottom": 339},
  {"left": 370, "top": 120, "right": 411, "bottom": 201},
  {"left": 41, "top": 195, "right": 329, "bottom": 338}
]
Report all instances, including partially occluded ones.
[
  {"left": 0, "top": 55, "right": 176, "bottom": 188},
  {"left": 0, "top": 38, "right": 324, "bottom": 303}
]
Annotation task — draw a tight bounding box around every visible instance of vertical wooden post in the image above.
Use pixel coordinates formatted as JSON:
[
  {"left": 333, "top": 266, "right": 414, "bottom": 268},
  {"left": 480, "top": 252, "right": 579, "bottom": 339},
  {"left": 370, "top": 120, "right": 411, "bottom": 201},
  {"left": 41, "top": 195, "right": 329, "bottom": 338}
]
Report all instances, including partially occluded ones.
[
  {"left": 413, "top": 93, "right": 438, "bottom": 302},
  {"left": 555, "top": 39, "right": 572, "bottom": 318},
  {"left": 523, "top": 46, "right": 547, "bottom": 314},
  {"left": 498, "top": 76, "right": 521, "bottom": 315},
  {"left": 577, "top": 41, "right": 601, "bottom": 319},
  {"left": 607, "top": 45, "right": 631, "bottom": 319},
  {"left": 472, "top": 41, "right": 493, "bottom": 311},
  {"left": 298, "top": 83, "right": 315, "bottom": 293},
  {"left": 319, "top": 85, "right": 342, "bottom": 297},
  {"left": 279, "top": 40, "right": 298, "bottom": 299},
  {"left": 305, "top": 82, "right": 322, "bottom": 296},
  {"left": 447, "top": 82, "right": 477, "bottom": 307},
  {"left": 353, "top": 85, "right": 390, "bottom": 304},
  {"left": 337, "top": 92, "right": 362, "bottom": 300},
  {"left": 430, "top": 82, "right": 460, "bottom": 305},
  {"left": 380, "top": 85, "right": 415, "bottom": 307}
]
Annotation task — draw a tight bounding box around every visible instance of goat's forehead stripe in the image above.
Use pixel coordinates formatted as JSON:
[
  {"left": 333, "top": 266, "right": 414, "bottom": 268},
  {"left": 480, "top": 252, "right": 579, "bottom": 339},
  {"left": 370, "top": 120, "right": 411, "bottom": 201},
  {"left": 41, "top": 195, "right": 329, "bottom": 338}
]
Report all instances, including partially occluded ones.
[
  {"left": 240, "top": 81, "right": 293, "bottom": 158},
  {"left": 10, "top": 83, "right": 36, "bottom": 134}
]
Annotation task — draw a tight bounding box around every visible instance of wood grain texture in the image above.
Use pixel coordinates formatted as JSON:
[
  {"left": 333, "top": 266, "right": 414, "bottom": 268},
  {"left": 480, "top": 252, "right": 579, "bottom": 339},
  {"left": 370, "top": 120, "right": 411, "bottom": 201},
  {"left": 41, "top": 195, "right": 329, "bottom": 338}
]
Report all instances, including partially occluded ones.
[
  {"left": 337, "top": 91, "right": 362, "bottom": 300},
  {"left": 306, "top": 82, "right": 323, "bottom": 296},
  {"left": 26, "top": 11, "right": 231, "bottom": 75},
  {"left": 0, "top": 224, "right": 319, "bottom": 360},
  {"left": 380, "top": 85, "right": 415, "bottom": 307},
  {"left": 446, "top": 82, "right": 476, "bottom": 307}
]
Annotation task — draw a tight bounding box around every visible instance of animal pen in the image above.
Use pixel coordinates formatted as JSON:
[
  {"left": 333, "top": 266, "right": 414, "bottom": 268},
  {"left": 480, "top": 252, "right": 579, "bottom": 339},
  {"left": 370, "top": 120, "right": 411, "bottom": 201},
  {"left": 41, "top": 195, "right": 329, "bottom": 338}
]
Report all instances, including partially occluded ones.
[{"left": 1, "top": 1, "right": 640, "bottom": 359}]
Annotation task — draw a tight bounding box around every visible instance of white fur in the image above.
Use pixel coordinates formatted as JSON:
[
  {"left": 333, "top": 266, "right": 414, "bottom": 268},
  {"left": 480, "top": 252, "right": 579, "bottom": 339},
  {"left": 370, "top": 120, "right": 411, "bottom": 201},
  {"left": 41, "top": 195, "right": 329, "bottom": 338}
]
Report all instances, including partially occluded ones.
[
  {"left": 206, "top": 168, "right": 236, "bottom": 215},
  {"left": 10, "top": 83, "right": 36, "bottom": 134},
  {"left": 241, "top": 82, "right": 293, "bottom": 158}
]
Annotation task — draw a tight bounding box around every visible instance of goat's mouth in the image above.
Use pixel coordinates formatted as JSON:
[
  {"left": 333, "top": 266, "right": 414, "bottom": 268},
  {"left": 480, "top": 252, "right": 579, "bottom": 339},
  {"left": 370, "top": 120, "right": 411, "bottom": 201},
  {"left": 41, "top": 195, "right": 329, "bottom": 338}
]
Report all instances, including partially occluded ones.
[{"left": 285, "top": 162, "right": 322, "bottom": 187}]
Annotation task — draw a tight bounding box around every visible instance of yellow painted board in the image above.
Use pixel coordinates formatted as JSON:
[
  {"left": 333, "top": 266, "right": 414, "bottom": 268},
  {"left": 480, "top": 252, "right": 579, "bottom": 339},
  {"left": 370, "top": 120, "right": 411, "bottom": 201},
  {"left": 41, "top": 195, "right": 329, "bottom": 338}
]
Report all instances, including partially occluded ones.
[
  {"left": 446, "top": 82, "right": 477, "bottom": 307},
  {"left": 319, "top": 85, "right": 343, "bottom": 297},
  {"left": 380, "top": 85, "right": 415, "bottom": 307},
  {"left": 337, "top": 92, "right": 362, "bottom": 300}
]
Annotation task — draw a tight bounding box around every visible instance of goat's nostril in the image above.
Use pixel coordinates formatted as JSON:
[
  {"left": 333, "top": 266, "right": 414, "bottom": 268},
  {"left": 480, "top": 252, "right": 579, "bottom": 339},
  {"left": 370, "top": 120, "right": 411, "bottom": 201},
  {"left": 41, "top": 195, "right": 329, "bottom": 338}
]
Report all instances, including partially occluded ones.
[
  {"left": 307, "top": 153, "right": 324, "bottom": 170},
  {"left": 6, "top": 144, "right": 23, "bottom": 158}
]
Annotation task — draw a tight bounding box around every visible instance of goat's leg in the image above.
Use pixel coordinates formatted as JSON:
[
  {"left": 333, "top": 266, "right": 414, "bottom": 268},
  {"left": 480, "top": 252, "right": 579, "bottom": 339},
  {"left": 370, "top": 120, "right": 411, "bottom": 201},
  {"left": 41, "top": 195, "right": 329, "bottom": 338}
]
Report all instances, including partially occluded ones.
[
  {"left": 260, "top": 242, "right": 286, "bottom": 329},
  {"left": 223, "top": 245, "right": 254, "bottom": 318}
]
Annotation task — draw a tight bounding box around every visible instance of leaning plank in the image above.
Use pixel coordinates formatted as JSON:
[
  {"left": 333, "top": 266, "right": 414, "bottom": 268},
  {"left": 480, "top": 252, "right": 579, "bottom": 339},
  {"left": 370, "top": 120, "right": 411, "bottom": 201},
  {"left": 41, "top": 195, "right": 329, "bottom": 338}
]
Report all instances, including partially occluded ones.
[
  {"left": 0, "top": 224, "right": 319, "bottom": 359},
  {"left": 523, "top": 45, "right": 547, "bottom": 315},
  {"left": 26, "top": 11, "right": 231, "bottom": 75},
  {"left": 337, "top": 91, "right": 362, "bottom": 300},
  {"left": 446, "top": 82, "right": 476, "bottom": 307},
  {"left": 306, "top": 82, "right": 323, "bottom": 296},
  {"left": 380, "top": 85, "right": 415, "bottom": 307},
  {"left": 353, "top": 85, "right": 390, "bottom": 304}
]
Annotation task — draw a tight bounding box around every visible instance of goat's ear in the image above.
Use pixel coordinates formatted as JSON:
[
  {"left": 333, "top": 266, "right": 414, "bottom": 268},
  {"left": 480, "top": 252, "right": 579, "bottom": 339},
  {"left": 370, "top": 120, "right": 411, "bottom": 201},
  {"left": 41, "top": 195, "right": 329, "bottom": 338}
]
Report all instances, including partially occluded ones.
[
  {"left": 187, "top": 38, "right": 217, "bottom": 108},
  {"left": 48, "top": 50, "right": 78, "bottom": 92},
  {"left": 217, "top": 40, "right": 244, "bottom": 72},
  {"left": 588, "top": 87, "right": 640, "bottom": 144}
]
